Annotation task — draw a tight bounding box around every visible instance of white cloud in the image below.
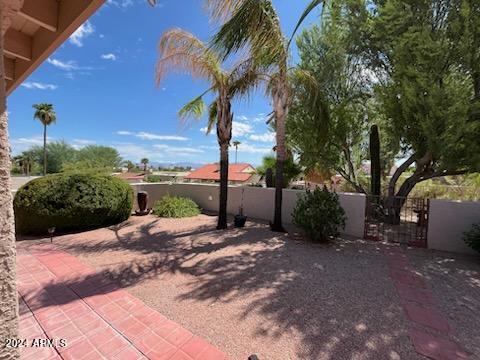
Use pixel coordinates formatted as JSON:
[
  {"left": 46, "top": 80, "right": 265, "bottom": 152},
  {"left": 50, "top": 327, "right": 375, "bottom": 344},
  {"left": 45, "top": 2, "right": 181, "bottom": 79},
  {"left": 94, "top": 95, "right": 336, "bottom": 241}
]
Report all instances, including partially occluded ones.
[
  {"left": 114, "top": 143, "right": 153, "bottom": 161},
  {"left": 47, "top": 58, "right": 79, "bottom": 71},
  {"left": 153, "top": 144, "right": 204, "bottom": 155},
  {"left": 72, "top": 139, "right": 96, "bottom": 149},
  {"left": 10, "top": 135, "right": 53, "bottom": 154},
  {"left": 117, "top": 131, "right": 134, "bottom": 136},
  {"left": 101, "top": 53, "right": 117, "bottom": 61},
  {"left": 117, "top": 130, "right": 188, "bottom": 141},
  {"left": 200, "top": 121, "right": 254, "bottom": 138},
  {"left": 69, "top": 21, "right": 94, "bottom": 47},
  {"left": 21, "top": 82, "right": 57, "bottom": 90},
  {"left": 107, "top": 0, "right": 136, "bottom": 8},
  {"left": 237, "top": 142, "right": 273, "bottom": 154},
  {"left": 233, "top": 122, "right": 254, "bottom": 137},
  {"left": 249, "top": 132, "right": 275, "bottom": 143}
]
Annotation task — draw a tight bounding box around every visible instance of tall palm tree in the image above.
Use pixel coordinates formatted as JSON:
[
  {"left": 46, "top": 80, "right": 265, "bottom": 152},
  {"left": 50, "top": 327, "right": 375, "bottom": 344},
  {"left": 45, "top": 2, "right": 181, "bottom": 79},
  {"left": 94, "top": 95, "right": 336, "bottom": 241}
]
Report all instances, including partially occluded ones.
[
  {"left": 232, "top": 140, "right": 241, "bottom": 163},
  {"left": 33, "top": 103, "right": 56, "bottom": 176},
  {"left": 209, "top": 0, "right": 323, "bottom": 232},
  {"left": 156, "top": 29, "right": 261, "bottom": 230},
  {"left": 141, "top": 158, "right": 149, "bottom": 172}
]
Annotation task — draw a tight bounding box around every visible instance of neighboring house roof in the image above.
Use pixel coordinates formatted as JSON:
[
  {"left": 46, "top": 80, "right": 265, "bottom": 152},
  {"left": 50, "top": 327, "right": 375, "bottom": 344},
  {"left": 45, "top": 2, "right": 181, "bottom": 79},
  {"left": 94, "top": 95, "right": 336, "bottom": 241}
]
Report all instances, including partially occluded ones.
[
  {"left": 115, "top": 172, "right": 145, "bottom": 181},
  {"left": 184, "top": 163, "right": 255, "bottom": 182}
]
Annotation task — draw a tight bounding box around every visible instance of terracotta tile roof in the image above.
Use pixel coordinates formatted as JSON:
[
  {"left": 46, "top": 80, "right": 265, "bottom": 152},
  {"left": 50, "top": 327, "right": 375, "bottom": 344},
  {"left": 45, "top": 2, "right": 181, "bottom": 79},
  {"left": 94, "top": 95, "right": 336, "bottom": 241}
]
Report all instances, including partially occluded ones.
[{"left": 184, "top": 163, "right": 255, "bottom": 182}]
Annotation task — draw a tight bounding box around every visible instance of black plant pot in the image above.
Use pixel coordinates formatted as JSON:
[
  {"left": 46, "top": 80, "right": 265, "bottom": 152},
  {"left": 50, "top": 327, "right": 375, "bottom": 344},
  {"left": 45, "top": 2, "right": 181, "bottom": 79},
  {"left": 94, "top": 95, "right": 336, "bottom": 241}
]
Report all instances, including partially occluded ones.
[{"left": 234, "top": 214, "right": 247, "bottom": 228}]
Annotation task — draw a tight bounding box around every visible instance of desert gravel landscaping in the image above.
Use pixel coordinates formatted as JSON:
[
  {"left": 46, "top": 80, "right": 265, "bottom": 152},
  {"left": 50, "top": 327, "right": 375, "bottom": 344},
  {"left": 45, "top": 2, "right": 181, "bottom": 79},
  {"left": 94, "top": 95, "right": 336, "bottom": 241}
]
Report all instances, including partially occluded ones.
[{"left": 18, "top": 215, "right": 480, "bottom": 359}]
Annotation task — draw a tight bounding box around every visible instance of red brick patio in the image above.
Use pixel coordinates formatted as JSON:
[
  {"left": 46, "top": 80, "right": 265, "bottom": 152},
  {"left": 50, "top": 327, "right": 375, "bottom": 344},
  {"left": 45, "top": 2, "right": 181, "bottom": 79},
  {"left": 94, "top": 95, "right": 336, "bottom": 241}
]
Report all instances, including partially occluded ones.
[{"left": 17, "top": 243, "right": 228, "bottom": 360}]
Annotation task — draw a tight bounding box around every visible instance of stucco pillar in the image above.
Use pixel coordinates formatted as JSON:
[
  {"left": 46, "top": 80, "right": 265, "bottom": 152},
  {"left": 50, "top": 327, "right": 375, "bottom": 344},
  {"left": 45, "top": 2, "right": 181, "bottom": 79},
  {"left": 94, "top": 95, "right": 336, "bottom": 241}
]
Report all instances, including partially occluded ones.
[{"left": 0, "top": 1, "right": 23, "bottom": 359}]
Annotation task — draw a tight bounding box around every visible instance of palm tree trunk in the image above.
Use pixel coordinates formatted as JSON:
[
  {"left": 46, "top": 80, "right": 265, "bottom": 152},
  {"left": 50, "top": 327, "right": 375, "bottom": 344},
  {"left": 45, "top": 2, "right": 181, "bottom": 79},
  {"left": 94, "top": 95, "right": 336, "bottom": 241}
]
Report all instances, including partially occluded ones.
[
  {"left": 271, "top": 85, "right": 288, "bottom": 232},
  {"left": 235, "top": 146, "right": 238, "bottom": 164},
  {"left": 218, "top": 142, "right": 229, "bottom": 229},
  {"left": 216, "top": 94, "right": 232, "bottom": 230},
  {"left": 43, "top": 122, "right": 47, "bottom": 175},
  {"left": 0, "top": 4, "right": 20, "bottom": 358}
]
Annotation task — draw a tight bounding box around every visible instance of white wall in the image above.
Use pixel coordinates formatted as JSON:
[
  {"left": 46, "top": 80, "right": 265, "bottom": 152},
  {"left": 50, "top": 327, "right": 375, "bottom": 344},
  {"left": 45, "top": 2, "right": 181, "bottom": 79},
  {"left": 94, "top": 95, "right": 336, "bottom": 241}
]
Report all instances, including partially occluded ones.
[
  {"left": 428, "top": 199, "right": 480, "bottom": 255},
  {"left": 131, "top": 183, "right": 366, "bottom": 238}
]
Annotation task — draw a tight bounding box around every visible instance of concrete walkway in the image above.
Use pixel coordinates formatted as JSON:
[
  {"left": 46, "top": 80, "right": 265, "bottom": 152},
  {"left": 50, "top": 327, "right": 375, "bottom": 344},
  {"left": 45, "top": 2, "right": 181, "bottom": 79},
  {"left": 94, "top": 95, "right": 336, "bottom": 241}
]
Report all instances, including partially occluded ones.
[{"left": 17, "top": 243, "right": 227, "bottom": 360}]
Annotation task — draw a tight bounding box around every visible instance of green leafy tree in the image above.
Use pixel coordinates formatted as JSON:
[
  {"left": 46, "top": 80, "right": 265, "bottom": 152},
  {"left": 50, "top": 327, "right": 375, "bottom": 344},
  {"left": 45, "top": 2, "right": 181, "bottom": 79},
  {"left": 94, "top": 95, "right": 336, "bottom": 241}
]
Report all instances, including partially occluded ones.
[
  {"left": 287, "top": 3, "right": 372, "bottom": 194},
  {"left": 210, "top": 0, "right": 322, "bottom": 231},
  {"left": 367, "top": 0, "right": 480, "bottom": 219},
  {"left": 140, "top": 158, "right": 149, "bottom": 172},
  {"left": 33, "top": 103, "right": 57, "bottom": 176},
  {"left": 257, "top": 155, "right": 302, "bottom": 188},
  {"left": 30, "top": 141, "right": 76, "bottom": 174},
  {"left": 76, "top": 145, "right": 121, "bottom": 170},
  {"left": 155, "top": 28, "right": 262, "bottom": 230}
]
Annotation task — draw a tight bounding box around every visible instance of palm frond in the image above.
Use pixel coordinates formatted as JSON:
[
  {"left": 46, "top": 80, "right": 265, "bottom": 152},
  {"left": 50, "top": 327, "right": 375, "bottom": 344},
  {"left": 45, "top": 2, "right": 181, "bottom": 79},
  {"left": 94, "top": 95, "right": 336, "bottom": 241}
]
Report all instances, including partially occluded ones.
[
  {"left": 289, "top": 0, "right": 324, "bottom": 47},
  {"left": 156, "top": 28, "right": 223, "bottom": 86},
  {"left": 211, "top": 0, "right": 286, "bottom": 65},
  {"left": 206, "top": 101, "right": 218, "bottom": 134},
  {"left": 204, "top": 0, "right": 244, "bottom": 21},
  {"left": 178, "top": 96, "right": 207, "bottom": 121},
  {"left": 228, "top": 58, "right": 267, "bottom": 98}
]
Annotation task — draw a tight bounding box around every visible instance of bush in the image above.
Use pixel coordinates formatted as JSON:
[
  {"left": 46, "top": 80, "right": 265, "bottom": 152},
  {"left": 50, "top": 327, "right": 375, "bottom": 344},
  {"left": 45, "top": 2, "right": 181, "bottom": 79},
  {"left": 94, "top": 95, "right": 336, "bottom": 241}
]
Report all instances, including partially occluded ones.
[
  {"left": 145, "top": 175, "right": 162, "bottom": 183},
  {"left": 152, "top": 195, "right": 200, "bottom": 218},
  {"left": 464, "top": 223, "right": 480, "bottom": 253},
  {"left": 14, "top": 173, "right": 133, "bottom": 235},
  {"left": 292, "top": 187, "right": 346, "bottom": 242}
]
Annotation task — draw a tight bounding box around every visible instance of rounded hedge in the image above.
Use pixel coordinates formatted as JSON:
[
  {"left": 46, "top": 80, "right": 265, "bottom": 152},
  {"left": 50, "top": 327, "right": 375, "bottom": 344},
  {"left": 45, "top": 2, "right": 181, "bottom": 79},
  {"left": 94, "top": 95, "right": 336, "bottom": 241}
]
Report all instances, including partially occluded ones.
[
  {"left": 14, "top": 173, "right": 133, "bottom": 235},
  {"left": 152, "top": 194, "right": 200, "bottom": 218}
]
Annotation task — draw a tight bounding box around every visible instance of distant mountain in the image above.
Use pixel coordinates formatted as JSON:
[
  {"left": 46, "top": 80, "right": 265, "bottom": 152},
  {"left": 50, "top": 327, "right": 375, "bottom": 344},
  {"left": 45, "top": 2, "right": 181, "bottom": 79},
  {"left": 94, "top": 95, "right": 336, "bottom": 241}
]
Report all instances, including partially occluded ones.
[{"left": 148, "top": 162, "right": 207, "bottom": 170}]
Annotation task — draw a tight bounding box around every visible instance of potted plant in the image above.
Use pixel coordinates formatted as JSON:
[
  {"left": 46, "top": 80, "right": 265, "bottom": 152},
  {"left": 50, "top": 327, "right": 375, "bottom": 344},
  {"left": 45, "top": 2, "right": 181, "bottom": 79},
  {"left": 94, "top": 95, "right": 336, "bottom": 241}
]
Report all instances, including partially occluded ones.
[{"left": 234, "top": 188, "right": 247, "bottom": 228}]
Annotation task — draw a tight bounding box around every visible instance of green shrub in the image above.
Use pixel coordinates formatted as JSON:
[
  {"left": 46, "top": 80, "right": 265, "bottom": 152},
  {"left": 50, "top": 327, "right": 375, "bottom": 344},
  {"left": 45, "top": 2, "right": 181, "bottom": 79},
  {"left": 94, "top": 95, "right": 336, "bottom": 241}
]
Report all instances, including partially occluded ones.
[
  {"left": 152, "top": 195, "right": 200, "bottom": 218},
  {"left": 464, "top": 223, "right": 480, "bottom": 253},
  {"left": 145, "top": 175, "right": 162, "bottom": 183},
  {"left": 14, "top": 173, "right": 133, "bottom": 235},
  {"left": 292, "top": 187, "right": 346, "bottom": 242}
]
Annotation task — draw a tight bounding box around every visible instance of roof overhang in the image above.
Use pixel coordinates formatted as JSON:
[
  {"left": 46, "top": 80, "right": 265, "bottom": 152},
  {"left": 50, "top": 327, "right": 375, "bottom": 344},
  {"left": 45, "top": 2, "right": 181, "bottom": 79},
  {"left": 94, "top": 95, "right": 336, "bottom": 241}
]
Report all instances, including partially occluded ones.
[{"left": 3, "top": 0, "right": 105, "bottom": 96}]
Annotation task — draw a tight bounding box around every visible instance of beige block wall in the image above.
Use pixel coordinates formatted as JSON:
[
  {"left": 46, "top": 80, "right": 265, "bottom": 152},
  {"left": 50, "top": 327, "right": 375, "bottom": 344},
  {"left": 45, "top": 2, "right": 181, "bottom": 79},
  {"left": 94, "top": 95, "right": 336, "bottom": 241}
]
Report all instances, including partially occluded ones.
[
  {"left": 131, "top": 183, "right": 366, "bottom": 238},
  {"left": 428, "top": 199, "right": 480, "bottom": 255}
]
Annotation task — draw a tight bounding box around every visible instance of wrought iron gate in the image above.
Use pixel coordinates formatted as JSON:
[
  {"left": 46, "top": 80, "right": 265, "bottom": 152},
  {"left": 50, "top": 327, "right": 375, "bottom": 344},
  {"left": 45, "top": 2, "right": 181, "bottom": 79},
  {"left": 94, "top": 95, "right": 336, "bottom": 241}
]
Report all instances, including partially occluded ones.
[{"left": 364, "top": 196, "right": 429, "bottom": 248}]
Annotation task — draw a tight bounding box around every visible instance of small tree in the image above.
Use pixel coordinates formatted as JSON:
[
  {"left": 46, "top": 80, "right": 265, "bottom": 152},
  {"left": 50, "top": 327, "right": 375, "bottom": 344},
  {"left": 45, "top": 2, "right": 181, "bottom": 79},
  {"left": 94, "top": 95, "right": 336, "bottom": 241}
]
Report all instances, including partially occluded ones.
[{"left": 140, "top": 158, "right": 149, "bottom": 172}]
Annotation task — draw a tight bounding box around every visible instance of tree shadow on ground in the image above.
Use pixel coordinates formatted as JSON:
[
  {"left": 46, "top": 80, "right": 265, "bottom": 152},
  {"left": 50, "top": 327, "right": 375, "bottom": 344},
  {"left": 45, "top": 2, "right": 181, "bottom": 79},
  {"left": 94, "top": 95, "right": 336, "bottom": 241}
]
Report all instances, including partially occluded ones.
[{"left": 26, "top": 216, "right": 423, "bottom": 359}]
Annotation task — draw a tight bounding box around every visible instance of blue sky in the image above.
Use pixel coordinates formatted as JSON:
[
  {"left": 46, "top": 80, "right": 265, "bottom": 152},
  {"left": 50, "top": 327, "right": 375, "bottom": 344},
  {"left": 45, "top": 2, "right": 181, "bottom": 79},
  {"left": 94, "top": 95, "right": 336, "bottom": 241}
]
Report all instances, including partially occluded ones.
[{"left": 8, "top": 0, "right": 320, "bottom": 167}]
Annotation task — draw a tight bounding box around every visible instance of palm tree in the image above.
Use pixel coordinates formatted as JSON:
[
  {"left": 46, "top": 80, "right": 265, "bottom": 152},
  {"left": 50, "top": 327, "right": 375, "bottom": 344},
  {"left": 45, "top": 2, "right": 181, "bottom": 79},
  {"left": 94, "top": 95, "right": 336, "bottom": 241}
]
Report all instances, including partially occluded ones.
[
  {"left": 209, "top": 0, "right": 323, "bottom": 232},
  {"left": 33, "top": 103, "right": 56, "bottom": 176},
  {"left": 156, "top": 29, "right": 261, "bottom": 230},
  {"left": 232, "top": 140, "right": 241, "bottom": 163},
  {"left": 141, "top": 158, "right": 149, "bottom": 172}
]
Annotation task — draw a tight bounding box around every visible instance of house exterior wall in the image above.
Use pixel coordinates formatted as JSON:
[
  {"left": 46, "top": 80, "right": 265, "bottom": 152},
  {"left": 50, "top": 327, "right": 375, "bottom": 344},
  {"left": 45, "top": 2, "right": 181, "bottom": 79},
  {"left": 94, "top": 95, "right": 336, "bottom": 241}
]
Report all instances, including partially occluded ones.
[{"left": 131, "top": 183, "right": 366, "bottom": 238}]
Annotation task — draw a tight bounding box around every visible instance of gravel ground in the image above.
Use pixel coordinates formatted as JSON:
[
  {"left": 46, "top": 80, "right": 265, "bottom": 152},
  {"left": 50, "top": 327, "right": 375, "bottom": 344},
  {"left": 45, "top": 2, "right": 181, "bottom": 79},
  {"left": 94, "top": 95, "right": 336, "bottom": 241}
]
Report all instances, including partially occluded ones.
[
  {"left": 19, "top": 215, "right": 427, "bottom": 360},
  {"left": 407, "top": 248, "right": 480, "bottom": 358}
]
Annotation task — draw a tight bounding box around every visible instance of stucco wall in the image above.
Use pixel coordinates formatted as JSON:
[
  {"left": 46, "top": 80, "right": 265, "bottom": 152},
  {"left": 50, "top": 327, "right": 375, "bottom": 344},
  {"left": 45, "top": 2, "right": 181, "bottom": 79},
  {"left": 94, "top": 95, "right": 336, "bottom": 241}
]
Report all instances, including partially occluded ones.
[
  {"left": 131, "top": 183, "right": 366, "bottom": 238},
  {"left": 428, "top": 199, "right": 480, "bottom": 255}
]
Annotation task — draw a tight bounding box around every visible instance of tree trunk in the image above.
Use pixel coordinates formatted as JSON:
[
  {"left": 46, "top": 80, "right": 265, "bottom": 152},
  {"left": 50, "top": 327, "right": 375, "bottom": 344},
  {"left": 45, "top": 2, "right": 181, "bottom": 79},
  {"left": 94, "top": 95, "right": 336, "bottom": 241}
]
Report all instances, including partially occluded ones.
[
  {"left": 217, "top": 142, "right": 229, "bottom": 229},
  {"left": 0, "top": 2, "right": 20, "bottom": 358},
  {"left": 216, "top": 93, "right": 232, "bottom": 230},
  {"left": 271, "top": 84, "right": 288, "bottom": 232},
  {"left": 369, "top": 124, "right": 381, "bottom": 197},
  {"left": 43, "top": 122, "right": 47, "bottom": 175}
]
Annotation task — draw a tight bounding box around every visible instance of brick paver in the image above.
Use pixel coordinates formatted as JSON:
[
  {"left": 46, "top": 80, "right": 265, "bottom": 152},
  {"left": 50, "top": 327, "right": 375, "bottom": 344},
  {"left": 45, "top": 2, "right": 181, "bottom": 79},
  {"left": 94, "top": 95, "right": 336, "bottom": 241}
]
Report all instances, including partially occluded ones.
[
  {"left": 17, "top": 243, "right": 227, "bottom": 360},
  {"left": 383, "top": 246, "right": 470, "bottom": 360}
]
